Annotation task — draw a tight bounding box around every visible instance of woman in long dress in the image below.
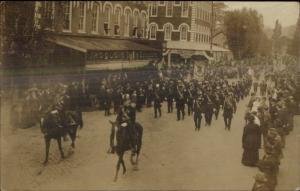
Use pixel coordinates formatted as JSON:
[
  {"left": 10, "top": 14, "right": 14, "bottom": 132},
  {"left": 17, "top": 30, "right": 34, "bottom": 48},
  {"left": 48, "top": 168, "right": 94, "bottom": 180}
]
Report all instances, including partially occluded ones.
[{"left": 242, "top": 115, "right": 262, "bottom": 166}]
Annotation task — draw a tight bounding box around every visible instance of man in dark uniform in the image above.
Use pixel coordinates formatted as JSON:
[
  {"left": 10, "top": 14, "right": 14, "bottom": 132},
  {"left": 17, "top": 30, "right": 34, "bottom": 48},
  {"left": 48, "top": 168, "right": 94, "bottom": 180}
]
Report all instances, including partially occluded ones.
[
  {"left": 113, "top": 87, "right": 123, "bottom": 114},
  {"left": 193, "top": 96, "right": 203, "bottom": 131},
  {"left": 186, "top": 86, "right": 194, "bottom": 116},
  {"left": 167, "top": 86, "right": 174, "bottom": 113},
  {"left": 204, "top": 92, "right": 214, "bottom": 126},
  {"left": 153, "top": 86, "right": 162, "bottom": 118},
  {"left": 103, "top": 88, "right": 112, "bottom": 116},
  {"left": 176, "top": 84, "right": 185, "bottom": 121},
  {"left": 223, "top": 95, "right": 234, "bottom": 130}
]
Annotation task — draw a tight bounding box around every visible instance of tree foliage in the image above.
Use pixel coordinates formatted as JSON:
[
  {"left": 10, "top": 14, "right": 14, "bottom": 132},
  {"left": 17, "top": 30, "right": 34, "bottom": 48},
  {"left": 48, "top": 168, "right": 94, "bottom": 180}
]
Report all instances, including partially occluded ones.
[
  {"left": 2, "top": 1, "right": 52, "bottom": 68},
  {"left": 287, "top": 17, "right": 300, "bottom": 57},
  {"left": 272, "top": 20, "right": 282, "bottom": 56},
  {"left": 224, "top": 8, "right": 271, "bottom": 59}
]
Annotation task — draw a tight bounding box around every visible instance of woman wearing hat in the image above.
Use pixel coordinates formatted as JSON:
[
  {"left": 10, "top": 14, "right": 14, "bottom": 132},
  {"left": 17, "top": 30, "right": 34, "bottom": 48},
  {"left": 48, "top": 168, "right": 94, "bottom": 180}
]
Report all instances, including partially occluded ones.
[{"left": 242, "top": 115, "right": 262, "bottom": 167}]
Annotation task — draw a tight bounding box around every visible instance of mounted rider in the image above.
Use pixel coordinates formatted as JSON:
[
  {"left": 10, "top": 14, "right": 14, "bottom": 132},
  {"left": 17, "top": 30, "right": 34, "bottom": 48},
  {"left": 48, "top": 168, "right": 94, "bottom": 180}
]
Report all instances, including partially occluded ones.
[{"left": 109, "top": 95, "right": 137, "bottom": 154}]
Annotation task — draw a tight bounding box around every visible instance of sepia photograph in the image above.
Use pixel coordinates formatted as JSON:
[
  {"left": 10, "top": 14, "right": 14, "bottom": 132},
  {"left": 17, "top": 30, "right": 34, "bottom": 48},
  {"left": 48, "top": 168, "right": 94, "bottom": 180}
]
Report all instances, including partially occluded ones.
[{"left": 0, "top": 1, "right": 300, "bottom": 191}]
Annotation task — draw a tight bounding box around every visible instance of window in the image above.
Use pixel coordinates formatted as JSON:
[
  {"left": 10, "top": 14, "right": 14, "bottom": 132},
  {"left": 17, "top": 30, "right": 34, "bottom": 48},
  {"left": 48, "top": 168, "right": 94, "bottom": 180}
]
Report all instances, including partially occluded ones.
[
  {"left": 150, "top": 2, "right": 158, "bottom": 17},
  {"left": 181, "top": 1, "right": 189, "bottom": 17},
  {"left": 104, "top": 5, "right": 111, "bottom": 35},
  {"left": 180, "top": 24, "right": 188, "bottom": 41},
  {"left": 200, "top": 9, "right": 203, "bottom": 20},
  {"left": 141, "top": 13, "right": 147, "bottom": 38},
  {"left": 164, "top": 24, "right": 172, "bottom": 40},
  {"left": 174, "top": 1, "right": 181, "bottom": 5},
  {"left": 44, "top": 2, "right": 54, "bottom": 29},
  {"left": 63, "top": 2, "right": 71, "bottom": 31},
  {"left": 124, "top": 9, "right": 131, "bottom": 37},
  {"left": 78, "top": 2, "right": 86, "bottom": 32},
  {"left": 114, "top": 7, "right": 121, "bottom": 35},
  {"left": 159, "top": 1, "right": 165, "bottom": 5},
  {"left": 149, "top": 24, "right": 157, "bottom": 40},
  {"left": 166, "top": 1, "right": 173, "bottom": 17},
  {"left": 133, "top": 11, "right": 139, "bottom": 37},
  {"left": 91, "top": 3, "right": 99, "bottom": 33}
]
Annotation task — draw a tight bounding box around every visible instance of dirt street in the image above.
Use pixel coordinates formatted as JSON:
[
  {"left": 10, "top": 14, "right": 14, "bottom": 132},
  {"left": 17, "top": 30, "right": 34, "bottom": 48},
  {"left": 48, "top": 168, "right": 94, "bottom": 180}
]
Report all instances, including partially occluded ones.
[{"left": 1, "top": 93, "right": 300, "bottom": 190}]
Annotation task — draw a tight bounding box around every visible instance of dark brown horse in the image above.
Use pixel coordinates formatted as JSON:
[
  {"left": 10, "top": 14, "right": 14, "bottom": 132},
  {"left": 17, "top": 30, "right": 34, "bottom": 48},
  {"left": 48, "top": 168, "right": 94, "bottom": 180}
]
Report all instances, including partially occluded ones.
[
  {"left": 40, "top": 110, "right": 82, "bottom": 165},
  {"left": 109, "top": 120, "right": 143, "bottom": 182}
]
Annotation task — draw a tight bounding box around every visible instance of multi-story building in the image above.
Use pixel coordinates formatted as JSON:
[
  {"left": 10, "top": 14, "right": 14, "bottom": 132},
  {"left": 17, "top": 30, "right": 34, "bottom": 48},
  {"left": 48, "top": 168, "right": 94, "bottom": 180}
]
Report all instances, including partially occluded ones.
[
  {"left": 148, "top": 1, "right": 230, "bottom": 66},
  {"left": 0, "top": 1, "right": 5, "bottom": 65},
  {"left": 1, "top": 1, "right": 161, "bottom": 70}
]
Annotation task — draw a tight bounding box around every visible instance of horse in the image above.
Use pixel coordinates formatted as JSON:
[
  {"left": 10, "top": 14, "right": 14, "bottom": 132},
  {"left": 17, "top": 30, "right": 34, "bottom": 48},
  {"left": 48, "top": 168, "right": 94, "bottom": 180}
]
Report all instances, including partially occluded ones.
[
  {"left": 108, "top": 120, "right": 143, "bottom": 182},
  {"left": 40, "top": 109, "right": 82, "bottom": 165}
]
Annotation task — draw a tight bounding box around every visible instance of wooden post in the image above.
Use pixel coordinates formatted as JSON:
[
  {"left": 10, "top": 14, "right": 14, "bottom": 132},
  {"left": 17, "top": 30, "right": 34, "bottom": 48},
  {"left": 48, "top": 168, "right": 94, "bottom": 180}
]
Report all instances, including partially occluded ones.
[{"left": 168, "top": 51, "right": 171, "bottom": 68}]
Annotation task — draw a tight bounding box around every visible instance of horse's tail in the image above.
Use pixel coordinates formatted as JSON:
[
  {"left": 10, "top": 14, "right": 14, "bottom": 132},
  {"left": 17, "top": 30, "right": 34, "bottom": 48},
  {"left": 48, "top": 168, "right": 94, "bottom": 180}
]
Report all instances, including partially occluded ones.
[{"left": 135, "top": 122, "right": 143, "bottom": 155}]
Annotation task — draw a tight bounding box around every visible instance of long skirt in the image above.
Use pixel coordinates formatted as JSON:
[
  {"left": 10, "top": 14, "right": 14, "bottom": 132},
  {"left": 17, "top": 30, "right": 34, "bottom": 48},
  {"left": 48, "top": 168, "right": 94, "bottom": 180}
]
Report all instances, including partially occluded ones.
[{"left": 242, "top": 149, "right": 259, "bottom": 167}]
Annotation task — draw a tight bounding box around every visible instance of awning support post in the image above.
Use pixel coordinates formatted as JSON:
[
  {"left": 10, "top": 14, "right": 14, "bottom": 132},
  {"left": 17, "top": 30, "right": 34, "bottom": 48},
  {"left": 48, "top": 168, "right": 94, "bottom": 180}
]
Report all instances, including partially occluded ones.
[{"left": 168, "top": 51, "right": 171, "bottom": 68}]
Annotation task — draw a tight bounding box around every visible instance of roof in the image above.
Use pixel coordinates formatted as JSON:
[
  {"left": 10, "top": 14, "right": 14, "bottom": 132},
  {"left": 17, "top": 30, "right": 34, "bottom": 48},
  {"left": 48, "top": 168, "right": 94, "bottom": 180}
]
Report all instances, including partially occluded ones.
[
  {"left": 47, "top": 35, "right": 159, "bottom": 53},
  {"left": 166, "top": 41, "right": 230, "bottom": 52}
]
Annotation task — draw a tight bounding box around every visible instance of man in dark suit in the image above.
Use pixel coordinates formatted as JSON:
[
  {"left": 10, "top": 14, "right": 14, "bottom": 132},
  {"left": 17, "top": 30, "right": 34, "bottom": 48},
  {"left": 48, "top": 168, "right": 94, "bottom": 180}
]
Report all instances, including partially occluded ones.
[
  {"left": 154, "top": 88, "right": 162, "bottom": 118},
  {"left": 223, "top": 95, "right": 234, "bottom": 130},
  {"left": 193, "top": 96, "right": 203, "bottom": 131}
]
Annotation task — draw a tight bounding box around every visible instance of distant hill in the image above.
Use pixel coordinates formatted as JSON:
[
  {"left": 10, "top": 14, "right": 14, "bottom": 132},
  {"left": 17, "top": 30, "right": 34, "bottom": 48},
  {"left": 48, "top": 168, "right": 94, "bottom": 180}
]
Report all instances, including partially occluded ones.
[{"left": 264, "top": 25, "right": 296, "bottom": 39}]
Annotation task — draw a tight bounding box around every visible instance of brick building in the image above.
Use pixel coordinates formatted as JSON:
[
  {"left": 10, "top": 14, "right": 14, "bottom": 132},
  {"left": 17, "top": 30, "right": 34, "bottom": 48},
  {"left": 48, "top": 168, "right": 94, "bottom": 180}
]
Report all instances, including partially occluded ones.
[
  {"left": 1, "top": 1, "right": 161, "bottom": 70},
  {"left": 148, "top": 1, "right": 230, "bottom": 66}
]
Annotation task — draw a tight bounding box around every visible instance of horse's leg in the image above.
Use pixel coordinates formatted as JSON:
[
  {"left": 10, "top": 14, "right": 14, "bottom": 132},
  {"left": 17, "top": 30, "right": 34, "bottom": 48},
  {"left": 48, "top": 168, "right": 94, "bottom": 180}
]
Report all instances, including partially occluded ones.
[
  {"left": 57, "top": 137, "right": 65, "bottom": 159},
  {"left": 130, "top": 151, "right": 135, "bottom": 165},
  {"left": 114, "top": 153, "right": 122, "bottom": 182},
  {"left": 69, "top": 126, "right": 76, "bottom": 148},
  {"left": 43, "top": 137, "right": 50, "bottom": 165},
  {"left": 121, "top": 158, "right": 126, "bottom": 175}
]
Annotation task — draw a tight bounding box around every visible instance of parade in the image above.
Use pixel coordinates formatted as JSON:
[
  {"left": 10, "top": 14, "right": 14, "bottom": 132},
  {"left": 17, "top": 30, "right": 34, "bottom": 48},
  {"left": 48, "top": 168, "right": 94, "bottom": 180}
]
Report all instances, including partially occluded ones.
[
  {"left": 1, "top": 1, "right": 300, "bottom": 191},
  {"left": 3, "top": 55, "right": 298, "bottom": 190}
]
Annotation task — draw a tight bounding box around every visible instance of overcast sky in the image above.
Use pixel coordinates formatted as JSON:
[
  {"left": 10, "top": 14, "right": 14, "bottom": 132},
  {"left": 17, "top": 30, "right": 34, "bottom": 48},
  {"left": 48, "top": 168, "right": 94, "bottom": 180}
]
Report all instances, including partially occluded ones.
[{"left": 225, "top": 1, "right": 299, "bottom": 28}]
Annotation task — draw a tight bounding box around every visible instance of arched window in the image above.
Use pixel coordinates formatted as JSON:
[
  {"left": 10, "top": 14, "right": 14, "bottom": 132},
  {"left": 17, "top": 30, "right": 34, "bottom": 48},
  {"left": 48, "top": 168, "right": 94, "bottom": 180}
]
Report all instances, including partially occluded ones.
[
  {"left": 149, "top": 24, "right": 157, "bottom": 40},
  {"left": 133, "top": 11, "right": 139, "bottom": 37},
  {"left": 114, "top": 7, "right": 121, "bottom": 35},
  {"left": 141, "top": 12, "right": 147, "bottom": 38},
  {"left": 91, "top": 3, "right": 99, "bottom": 33},
  {"left": 63, "top": 2, "right": 72, "bottom": 31},
  {"left": 180, "top": 24, "right": 188, "bottom": 41},
  {"left": 104, "top": 4, "right": 111, "bottom": 35},
  {"left": 124, "top": 9, "right": 131, "bottom": 37},
  {"left": 164, "top": 23, "right": 172, "bottom": 41}
]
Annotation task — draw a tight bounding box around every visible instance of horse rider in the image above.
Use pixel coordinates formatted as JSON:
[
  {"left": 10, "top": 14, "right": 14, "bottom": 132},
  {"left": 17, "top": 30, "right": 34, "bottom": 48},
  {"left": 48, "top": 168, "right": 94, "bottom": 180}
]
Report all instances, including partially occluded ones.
[{"left": 109, "top": 99, "right": 137, "bottom": 154}]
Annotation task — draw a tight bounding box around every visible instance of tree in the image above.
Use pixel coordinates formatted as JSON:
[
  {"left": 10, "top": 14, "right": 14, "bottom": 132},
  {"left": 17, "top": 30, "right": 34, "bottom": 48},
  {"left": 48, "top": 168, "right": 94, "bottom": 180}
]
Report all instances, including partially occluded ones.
[
  {"left": 272, "top": 19, "right": 282, "bottom": 57},
  {"left": 287, "top": 16, "right": 300, "bottom": 57},
  {"left": 258, "top": 32, "right": 272, "bottom": 57},
  {"left": 224, "top": 8, "right": 266, "bottom": 59},
  {"left": 2, "top": 1, "right": 53, "bottom": 68}
]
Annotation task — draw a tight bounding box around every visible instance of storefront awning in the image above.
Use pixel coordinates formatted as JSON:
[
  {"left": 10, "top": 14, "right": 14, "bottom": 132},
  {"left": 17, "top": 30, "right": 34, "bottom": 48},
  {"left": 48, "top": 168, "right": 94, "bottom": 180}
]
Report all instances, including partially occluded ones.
[
  {"left": 85, "top": 60, "right": 150, "bottom": 71},
  {"left": 47, "top": 35, "right": 159, "bottom": 53},
  {"left": 166, "top": 41, "right": 230, "bottom": 52}
]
